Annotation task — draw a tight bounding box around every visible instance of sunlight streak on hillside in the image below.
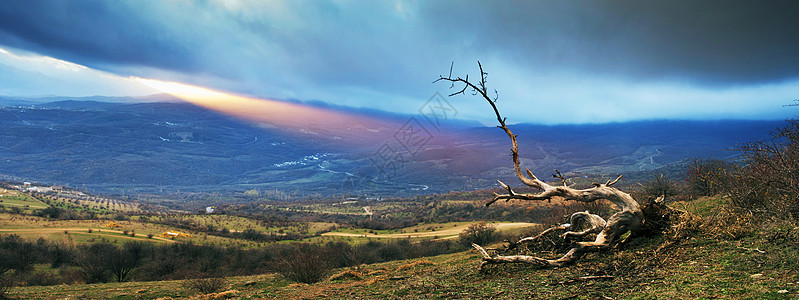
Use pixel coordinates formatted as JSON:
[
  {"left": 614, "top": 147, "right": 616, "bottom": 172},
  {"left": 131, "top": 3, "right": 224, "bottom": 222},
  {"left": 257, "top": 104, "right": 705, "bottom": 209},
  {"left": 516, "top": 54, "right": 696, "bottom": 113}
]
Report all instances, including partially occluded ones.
[{"left": 133, "top": 77, "right": 397, "bottom": 145}]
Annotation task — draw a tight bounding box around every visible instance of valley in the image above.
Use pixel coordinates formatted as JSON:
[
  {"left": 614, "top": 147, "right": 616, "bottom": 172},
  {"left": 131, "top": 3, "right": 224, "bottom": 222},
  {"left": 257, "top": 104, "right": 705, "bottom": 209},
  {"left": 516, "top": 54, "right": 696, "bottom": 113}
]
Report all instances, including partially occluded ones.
[{"left": 0, "top": 98, "right": 781, "bottom": 200}]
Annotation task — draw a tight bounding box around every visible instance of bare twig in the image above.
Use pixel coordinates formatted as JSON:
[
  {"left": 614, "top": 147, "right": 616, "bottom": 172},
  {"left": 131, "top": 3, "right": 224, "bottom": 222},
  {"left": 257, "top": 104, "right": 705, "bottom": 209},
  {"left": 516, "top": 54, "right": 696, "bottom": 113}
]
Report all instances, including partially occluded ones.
[
  {"left": 558, "top": 275, "right": 614, "bottom": 285},
  {"left": 737, "top": 246, "right": 766, "bottom": 254},
  {"left": 553, "top": 169, "right": 567, "bottom": 187}
]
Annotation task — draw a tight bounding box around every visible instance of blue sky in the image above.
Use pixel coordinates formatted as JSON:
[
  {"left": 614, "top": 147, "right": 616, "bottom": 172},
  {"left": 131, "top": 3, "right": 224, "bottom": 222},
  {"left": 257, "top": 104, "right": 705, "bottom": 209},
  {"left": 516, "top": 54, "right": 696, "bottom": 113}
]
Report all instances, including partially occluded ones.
[{"left": 1, "top": 0, "right": 798, "bottom": 124}]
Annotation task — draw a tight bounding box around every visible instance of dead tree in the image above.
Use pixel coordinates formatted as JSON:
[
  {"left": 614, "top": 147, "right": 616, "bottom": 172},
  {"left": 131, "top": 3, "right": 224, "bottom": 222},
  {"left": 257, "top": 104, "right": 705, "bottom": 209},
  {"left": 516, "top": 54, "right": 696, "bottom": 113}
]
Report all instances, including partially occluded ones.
[{"left": 435, "top": 62, "right": 654, "bottom": 268}]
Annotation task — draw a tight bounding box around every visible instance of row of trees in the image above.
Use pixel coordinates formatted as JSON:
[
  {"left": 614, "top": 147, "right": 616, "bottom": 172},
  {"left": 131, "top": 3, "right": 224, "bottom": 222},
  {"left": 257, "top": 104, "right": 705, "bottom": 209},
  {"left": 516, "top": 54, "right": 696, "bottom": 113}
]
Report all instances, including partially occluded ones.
[
  {"left": 223, "top": 197, "right": 560, "bottom": 232},
  {"left": 0, "top": 232, "right": 477, "bottom": 287}
]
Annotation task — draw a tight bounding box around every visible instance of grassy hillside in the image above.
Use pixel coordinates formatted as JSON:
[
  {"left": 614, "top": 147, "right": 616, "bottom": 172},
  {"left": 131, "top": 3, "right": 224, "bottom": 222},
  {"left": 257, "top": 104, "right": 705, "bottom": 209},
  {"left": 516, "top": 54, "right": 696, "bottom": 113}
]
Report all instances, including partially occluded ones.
[{"left": 7, "top": 196, "right": 798, "bottom": 299}]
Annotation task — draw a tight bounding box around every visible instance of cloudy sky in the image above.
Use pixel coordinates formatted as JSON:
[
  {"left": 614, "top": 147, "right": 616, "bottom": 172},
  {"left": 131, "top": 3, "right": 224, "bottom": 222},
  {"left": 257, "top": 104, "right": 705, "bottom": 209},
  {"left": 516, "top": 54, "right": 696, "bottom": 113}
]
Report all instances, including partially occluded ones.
[{"left": 1, "top": 0, "right": 798, "bottom": 124}]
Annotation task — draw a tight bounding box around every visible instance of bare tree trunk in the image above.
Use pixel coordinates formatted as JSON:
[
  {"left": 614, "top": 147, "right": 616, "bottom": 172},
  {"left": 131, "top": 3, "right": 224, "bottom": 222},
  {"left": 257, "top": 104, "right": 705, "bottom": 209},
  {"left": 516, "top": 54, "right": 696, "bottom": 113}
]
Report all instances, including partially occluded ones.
[{"left": 436, "top": 62, "right": 648, "bottom": 268}]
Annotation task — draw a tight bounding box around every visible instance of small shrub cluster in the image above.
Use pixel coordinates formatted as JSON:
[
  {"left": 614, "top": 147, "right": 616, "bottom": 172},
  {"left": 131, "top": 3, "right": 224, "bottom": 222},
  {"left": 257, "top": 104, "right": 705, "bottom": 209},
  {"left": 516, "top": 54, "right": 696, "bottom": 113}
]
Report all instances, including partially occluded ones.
[
  {"left": 458, "top": 222, "right": 496, "bottom": 246},
  {"left": 685, "top": 159, "right": 733, "bottom": 196},
  {"left": 642, "top": 174, "right": 680, "bottom": 199},
  {"left": 187, "top": 276, "right": 228, "bottom": 294},
  {"left": 275, "top": 244, "right": 332, "bottom": 284}
]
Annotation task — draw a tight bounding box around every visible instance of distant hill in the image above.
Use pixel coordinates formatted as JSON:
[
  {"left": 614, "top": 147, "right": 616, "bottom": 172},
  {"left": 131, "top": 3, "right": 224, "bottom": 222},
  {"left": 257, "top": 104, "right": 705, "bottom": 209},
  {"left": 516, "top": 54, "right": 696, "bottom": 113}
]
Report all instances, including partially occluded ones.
[{"left": 0, "top": 96, "right": 784, "bottom": 198}]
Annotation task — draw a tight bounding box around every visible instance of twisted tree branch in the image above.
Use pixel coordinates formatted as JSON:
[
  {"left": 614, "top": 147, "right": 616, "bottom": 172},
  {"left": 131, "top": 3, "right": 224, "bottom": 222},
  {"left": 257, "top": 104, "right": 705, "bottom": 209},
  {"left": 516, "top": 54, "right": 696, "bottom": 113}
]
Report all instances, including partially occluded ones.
[{"left": 437, "top": 62, "right": 646, "bottom": 268}]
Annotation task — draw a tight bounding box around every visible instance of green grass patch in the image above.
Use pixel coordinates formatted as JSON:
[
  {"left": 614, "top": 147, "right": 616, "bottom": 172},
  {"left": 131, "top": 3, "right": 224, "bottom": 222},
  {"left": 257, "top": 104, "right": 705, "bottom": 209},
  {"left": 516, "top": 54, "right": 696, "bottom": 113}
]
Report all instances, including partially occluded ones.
[{"left": 0, "top": 193, "right": 49, "bottom": 211}]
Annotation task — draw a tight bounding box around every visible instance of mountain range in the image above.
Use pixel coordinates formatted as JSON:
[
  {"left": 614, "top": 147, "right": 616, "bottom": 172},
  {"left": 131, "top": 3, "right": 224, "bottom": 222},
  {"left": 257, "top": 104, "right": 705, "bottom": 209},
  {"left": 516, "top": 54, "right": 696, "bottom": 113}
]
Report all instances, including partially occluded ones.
[{"left": 0, "top": 95, "right": 784, "bottom": 198}]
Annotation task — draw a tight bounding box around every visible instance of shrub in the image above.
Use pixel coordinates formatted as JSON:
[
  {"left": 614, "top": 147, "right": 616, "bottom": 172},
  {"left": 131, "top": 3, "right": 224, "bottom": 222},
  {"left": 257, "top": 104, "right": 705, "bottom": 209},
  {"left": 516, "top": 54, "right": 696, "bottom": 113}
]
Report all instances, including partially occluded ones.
[
  {"left": 37, "top": 207, "right": 63, "bottom": 219},
  {"left": 0, "top": 235, "right": 36, "bottom": 275},
  {"left": 276, "top": 244, "right": 332, "bottom": 284},
  {"left": 240, "top": 228, "right": 265, "bottom": 241},
  {"left": 726, "top": 120, "right": 799, "bottom": 218},
  {"left": 23, "top": 271, "right": 61, "bottom": 286},
  {"left": 187, "top": 276, "right": 228, "bottom": 294},
  {"left": 642, "top": 174, "right": 679, "bottom": 198},
  {"left": 49, "top": 243, "right": 74, "bottom": 268},
  {"left": 686, "top": 158, "right": 733, "bottom": 196},
  {"left": 76, "top": 243, "right": 116, "bottom": 283},
  {"left": 458, "top": 222, "right": 496, "bottom": 246}
]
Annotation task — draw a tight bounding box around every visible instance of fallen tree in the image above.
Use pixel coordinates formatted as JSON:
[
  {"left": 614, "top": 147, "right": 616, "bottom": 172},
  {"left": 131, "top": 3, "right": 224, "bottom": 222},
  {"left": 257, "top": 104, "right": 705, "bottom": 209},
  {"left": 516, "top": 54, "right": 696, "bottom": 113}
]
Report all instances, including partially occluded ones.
[{"left": 435, "top": 62, "right": 679, "bottom": 269}]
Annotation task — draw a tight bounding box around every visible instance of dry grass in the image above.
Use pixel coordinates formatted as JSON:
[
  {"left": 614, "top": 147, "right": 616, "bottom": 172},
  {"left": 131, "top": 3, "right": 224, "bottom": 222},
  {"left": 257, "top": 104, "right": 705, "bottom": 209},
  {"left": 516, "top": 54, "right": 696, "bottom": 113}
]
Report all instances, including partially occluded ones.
[
  {"left": 395, "top": 260, "right": 434, "bottom": 272},
  {"left": 328, "top": 270, "right": 362, "bottom": 281}
]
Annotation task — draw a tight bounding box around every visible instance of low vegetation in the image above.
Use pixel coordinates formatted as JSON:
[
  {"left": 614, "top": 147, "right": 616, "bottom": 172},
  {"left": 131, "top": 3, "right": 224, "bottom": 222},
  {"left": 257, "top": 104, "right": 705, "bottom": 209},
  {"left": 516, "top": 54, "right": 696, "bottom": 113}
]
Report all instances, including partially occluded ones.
[
  {"left": 5, "top": 195, "right": 798, "bottom": 299},
  {"left": 1, "top": 119, "right": 798, "bottom": 298}
]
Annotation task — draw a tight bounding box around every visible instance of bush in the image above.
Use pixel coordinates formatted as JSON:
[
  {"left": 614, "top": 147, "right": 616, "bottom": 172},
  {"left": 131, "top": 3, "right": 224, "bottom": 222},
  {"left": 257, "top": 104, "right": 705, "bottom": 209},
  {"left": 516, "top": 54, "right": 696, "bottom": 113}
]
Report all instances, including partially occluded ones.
[
  {"left": 239, "top": 228, "right": 266, "bottom": 241},
  {"left": 23, "top": 271, "right": 61, "bottom": 286},
  {"left": 686, "top": 159, "right": 733, "bottom": 196},
  {"left": 187, "top": 276, "right": 228, "bottom": 294},
  {"left": 458, "top": 222, "right": 496, "bottom": 246},
  {"left": 726, "top": 120, "right": 799, "bottom": 218},
  {"left": 0, "top": 235, "right": 36, "bottom": 275},
  {"left": 76, "top": 243, "right": 116, "bottom": 283},
  {"left": 276, "top": 244, "right": 332, "bottom": 284},
  {"left": 642, "top": 174, "right": 679, "bottom": 198},
  {"left": 37, "top": 207, "right": 63, "bottom": 219},
  {"left": 49, "top": 243, "right": 74, "bottom": 268}
]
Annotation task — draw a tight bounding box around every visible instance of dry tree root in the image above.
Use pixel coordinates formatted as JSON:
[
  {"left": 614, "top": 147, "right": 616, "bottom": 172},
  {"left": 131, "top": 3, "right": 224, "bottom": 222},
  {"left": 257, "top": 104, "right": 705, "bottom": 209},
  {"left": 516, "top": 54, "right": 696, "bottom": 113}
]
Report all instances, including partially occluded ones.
[
  {"left": 476, "top": 210, "right": 616, "bottom": 270},
  {"left": 500, "top": 210, "right": 605, "bottom": 254}
]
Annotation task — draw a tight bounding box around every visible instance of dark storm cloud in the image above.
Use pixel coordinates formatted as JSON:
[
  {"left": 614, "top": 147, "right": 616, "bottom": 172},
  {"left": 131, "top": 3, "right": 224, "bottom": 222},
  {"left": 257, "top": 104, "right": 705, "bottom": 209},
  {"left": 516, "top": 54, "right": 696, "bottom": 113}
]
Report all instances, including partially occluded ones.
[
  {"left": 1, "top": 1, "right": 798, "bottom": 123},
  {"left": 0, "top": 1, "right": 442, "bottom": 101},
  {"left": 0, "top": 1, "right": 203, "bottom": 73},
  {"left": 420, "top": 0, "right": 799, "bottom": 84},
  {"left": 3, "top": 1, "right": 798, "bottom": 87}
]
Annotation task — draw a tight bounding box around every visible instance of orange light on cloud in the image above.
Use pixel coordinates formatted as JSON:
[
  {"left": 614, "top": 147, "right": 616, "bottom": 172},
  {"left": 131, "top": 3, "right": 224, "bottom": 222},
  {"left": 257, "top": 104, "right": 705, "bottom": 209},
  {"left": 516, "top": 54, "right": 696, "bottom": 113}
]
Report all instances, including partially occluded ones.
[{"left": 133, "top": 77, "right": 396, "bottom": 145}]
